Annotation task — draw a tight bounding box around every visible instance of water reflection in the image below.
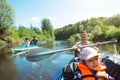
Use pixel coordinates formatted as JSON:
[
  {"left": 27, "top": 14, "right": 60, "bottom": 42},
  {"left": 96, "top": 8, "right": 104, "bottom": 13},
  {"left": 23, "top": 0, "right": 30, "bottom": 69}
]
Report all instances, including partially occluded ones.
[
  {"left": 99, "top": 43, "right": 120, "bottom": 64},
  {"left": 99, "top": 43, "right": 120, "bottom": 54},
  {"left": 29, "top": 52, "right": 73, "bottom": 80},
  {"left": 0, "top": 41, "right": 120, "bottom": 80},
  {"left": 26, "top": 52, "right": 54, "bottom": 62},
  {"left": 26, "top": 41, "right": 71, "bottom": 62},
  {"left": 0, "top": 46, "right": 18, "bottom": 80},
  {"left": 25, "top": 41, "right": 73, "bottom": 80},
  {"left": 26, "top": 41, "right": 120, "bottom": 80},
  {"left": 110, "top": 44, "right": 120, "bottom": 63},
  {"left": 43, "top": 40, "right": 54, "bottom": 49}
]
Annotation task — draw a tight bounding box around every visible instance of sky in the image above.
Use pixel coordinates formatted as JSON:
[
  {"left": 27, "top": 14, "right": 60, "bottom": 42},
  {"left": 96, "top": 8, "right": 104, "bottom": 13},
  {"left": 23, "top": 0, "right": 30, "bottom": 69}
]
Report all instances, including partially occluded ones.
[{"left": 8, "top": 0, "right": 120, "bottom": 29}]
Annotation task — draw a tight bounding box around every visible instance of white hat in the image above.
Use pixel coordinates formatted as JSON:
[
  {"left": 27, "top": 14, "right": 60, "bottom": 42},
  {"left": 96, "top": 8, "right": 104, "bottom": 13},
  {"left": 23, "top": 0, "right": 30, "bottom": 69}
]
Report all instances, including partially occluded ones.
[{"left": 80, "top": 47, "right": 99, "bottom": 60}]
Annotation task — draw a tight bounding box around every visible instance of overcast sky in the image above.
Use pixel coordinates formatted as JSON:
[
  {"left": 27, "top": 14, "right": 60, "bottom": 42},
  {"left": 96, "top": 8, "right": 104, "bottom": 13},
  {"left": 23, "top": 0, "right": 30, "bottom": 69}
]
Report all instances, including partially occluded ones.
[{"left": 8, "top": 0, "right": 120, "bottom": 29}]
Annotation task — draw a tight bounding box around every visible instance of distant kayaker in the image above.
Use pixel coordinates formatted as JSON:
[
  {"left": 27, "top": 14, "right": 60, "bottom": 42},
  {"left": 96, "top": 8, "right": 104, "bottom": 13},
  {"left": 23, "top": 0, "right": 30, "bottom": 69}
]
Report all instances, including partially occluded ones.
[
  {"left": 63, "top": 47, "right": 114, "bottom": 80},
  {"left": 22, "top": 38, "right": 30, "bottom": 46},
  {"left": 30, "top": 36, "right": 38, "bottom": 45}
]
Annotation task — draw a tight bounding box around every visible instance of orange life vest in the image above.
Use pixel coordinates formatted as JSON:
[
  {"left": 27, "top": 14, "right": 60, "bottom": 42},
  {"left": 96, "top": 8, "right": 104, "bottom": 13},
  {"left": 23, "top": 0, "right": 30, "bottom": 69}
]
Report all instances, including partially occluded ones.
[{"left": 77, "top": 63, "right": 108, "bottom": 80}]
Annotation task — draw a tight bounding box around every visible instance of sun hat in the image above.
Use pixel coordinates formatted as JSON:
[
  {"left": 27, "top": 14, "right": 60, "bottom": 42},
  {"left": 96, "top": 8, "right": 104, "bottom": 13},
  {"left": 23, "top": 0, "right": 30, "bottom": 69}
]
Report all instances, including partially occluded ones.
[{"left": 80, "top": 47, "right": 99, "bottom": 60}]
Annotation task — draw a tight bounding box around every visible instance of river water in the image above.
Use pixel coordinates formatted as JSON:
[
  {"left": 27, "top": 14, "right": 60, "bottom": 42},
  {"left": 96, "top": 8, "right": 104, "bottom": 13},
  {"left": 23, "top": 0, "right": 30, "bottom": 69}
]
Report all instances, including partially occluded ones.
[{"left": 0, "top": 40, "right": 120, "bottom": 80}]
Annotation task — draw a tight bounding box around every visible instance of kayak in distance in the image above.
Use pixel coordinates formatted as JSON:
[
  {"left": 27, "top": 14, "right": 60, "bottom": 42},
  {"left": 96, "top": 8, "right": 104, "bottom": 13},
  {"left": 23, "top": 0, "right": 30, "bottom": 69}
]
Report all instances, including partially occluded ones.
[{"left": 11, "top": 45, "right": 39, "bottom": 53}]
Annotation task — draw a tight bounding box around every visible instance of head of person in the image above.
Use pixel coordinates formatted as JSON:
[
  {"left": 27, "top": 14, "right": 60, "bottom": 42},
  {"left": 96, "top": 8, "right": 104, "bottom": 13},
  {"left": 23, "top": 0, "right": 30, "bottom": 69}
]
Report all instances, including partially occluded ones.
[
  {"left": 33, "top": 36, "right": 35, "bottom": 39},
  {"left": 81, "top": 31, "right": 88, "bottom": 39},
  {"left": 80, "top": 47, "right": 99, "bottom": 70},
  {"left": 25, "top": 38, "right": 28, "bottom": 41}
]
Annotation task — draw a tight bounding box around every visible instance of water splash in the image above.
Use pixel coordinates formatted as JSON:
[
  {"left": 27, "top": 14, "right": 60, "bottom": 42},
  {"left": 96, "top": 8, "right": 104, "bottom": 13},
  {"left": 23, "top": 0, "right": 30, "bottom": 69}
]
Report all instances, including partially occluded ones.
[{"left": 110, "top": 43, "right": 120, "bottom": 64}]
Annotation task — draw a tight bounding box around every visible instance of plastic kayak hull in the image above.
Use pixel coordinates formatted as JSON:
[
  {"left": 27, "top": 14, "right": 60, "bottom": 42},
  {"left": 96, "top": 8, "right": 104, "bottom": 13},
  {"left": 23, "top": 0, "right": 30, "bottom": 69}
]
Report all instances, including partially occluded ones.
[{"left": 12, "top": 45, "right": 39, "bottom": 53}]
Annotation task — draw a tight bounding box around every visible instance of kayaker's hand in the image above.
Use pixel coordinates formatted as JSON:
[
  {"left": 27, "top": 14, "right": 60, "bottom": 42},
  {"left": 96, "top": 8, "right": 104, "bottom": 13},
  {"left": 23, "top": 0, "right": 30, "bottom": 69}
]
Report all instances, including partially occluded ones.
[
  {"left": 72, "top": 44, "right": 82, "bottom": 49},
  {"left": 77, "top": 44, "right": 82, "bottom": 48},
  {"left": 96, "top": 42, "right": 101, "bottom": 47},
  {"left": 72, "top": 42, "right": 80, "bottom": 49}
]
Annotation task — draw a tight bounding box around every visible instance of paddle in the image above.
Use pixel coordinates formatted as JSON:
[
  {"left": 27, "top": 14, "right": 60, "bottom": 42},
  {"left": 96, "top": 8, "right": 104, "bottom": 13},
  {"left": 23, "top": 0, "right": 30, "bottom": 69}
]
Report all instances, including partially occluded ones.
[{"left": 26, "top": 39, "right": 117, "bottom": 58}]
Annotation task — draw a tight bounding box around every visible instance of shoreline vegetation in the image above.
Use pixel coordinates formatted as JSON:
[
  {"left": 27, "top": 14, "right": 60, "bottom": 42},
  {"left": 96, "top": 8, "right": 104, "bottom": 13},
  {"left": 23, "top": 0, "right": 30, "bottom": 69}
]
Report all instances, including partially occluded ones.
[
  {"left": 0, "top": 0, "right": 120, "bottom": 48},
  {"left": 0, "top": 14, "right": 120, "bottom": 47}
]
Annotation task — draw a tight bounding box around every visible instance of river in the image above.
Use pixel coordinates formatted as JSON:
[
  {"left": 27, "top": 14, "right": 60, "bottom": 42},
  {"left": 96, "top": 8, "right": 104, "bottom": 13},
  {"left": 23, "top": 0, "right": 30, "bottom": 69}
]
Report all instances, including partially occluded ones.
[{"left": 0, "top": 40, "right": 120, "bottom": 80}]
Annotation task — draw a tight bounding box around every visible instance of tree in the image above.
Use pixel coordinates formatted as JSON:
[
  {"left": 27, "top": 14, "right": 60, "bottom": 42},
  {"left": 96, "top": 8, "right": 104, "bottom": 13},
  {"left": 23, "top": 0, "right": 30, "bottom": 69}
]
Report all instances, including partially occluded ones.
[
  {"left": 41, "top": 18, "right": 55, "bottom": 40},
  {"left": 104, "top": 14, "right": 120, "bottom": 27},
  {"left": 0, "top": 0, "right": 15, "bottom": 43},
  {"left": 41, "top": 18, "right": 53, "bottom": 31}
]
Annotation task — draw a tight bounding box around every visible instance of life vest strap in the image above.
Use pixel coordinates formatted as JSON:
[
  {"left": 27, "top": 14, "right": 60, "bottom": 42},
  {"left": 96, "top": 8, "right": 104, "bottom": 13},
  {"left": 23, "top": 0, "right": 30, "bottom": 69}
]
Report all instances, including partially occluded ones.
[
  {"left": 82, "top": 75, "right": 94, "bottom": 79},
  {"left": 82, "top": 75, "right": 106, "bottom": 80}
]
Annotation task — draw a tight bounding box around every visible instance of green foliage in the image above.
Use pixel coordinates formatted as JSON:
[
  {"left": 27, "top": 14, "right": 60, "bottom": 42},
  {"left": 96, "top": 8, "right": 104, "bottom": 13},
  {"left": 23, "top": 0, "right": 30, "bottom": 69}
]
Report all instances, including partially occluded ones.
[
  {"left": 43, "top": 40, "right": 54, "bottom": 48},
  {"left": 41, "top": 18, "right": 55, "bottom": 40},
  {"left": 18, "top": 26, "right": 30, "bottom": 38},
  {"left": 55, "top": 23, "right": 84, "bottom": 40},
  {"left": 0, "top": 1, "right": 55, "bottom": 43},
  {"left": 0, "top": 0, "right": 15, "bottom": 42},
  {"left": 0, "top": 0, "right": 15, "bottom": 28},
  {"left": 6, "top": 26, "right": 20, "bottom": 42},
  {"left": 106, "top": 26, "right": 120, "bottom": 39},
  {"left": 104, "top": 14, "right": 120, "bottom": 27},
  {"left": 55, "top": 14, "right": 120, "bottom": 43},
  {"left": 68, "top": 36, "right": 75, "bottom": 45},
  {"left": 30, "top": 26, "right": 42, "bottom": 34},
  {"left": 68, "top": 33, "right": 81, "bottom": 45},
  {"left": 41, "top": 18, "right": 53, "bottom": 31},
  {"left": 1, "top": 1, "right": 120, "bottom": 44}
]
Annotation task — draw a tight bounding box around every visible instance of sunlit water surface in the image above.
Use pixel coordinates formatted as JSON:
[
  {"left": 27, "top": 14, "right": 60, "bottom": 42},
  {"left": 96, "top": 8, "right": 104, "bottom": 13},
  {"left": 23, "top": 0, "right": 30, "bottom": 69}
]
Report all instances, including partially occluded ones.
[
  {"left": 14, "top": 41, "right": 74, "bottom": 80},
  {"left": 0, "top": 41, "right": 120, "bottom": 80}
]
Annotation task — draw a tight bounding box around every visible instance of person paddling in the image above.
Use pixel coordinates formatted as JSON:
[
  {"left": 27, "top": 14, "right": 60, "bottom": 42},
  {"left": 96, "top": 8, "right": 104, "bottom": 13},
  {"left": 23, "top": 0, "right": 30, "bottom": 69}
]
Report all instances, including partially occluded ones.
[
  {"left": 22, "top": 38, "right": 30, "bottom": 47},
  {"left": 72, "top": 31, "right": 92, "bottom": 49},
  {"left": 72, "top": 31, "right": 100, "bottom": 61},
  {"left": 30, "top": 36, "right": 38, "bottom": 45},
  {"left": 72, "top": 31, "right": 92, "bottom": 61}
]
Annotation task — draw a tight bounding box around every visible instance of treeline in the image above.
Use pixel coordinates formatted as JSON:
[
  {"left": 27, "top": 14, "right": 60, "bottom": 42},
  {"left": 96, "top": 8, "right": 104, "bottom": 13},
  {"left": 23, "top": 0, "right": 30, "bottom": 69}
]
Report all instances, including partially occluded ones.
[
  {"left": 1, "top": 0, "right": 120, "bottom": 46},
  {"left": 0, "top": 0, "right": 54, "bottom": 45},
  {"left": 0, "top": 18, "right": 55, "bottom": 45},
  {"left": 6, "top": 24, "right": 54, "bottom": 42},
  {"left": 55, "top": 14, "right": 120, "bottom": 44}
]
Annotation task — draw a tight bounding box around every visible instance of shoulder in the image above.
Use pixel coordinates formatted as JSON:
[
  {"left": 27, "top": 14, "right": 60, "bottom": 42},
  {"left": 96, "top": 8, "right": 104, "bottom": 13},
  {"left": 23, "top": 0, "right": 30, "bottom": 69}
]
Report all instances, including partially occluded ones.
[
  {"left": 28, "top": 40, "right": 30, "bottom": 42},
  {"left": 75, "top": 41, "right": 81, "bottom": 45},
  {"left": 87, "top": 41, "right": 92, "bottom": 44}
]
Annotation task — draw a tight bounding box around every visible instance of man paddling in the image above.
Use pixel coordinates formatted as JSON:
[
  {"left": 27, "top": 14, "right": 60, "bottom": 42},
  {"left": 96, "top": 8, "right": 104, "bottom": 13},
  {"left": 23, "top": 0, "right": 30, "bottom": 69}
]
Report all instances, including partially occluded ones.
[
  {"left": 30, "top": 36, "right": 38, "bottom": 45},
  {"left": 73, "top": 31, "right": 92, "bottom": 49},
  {"left": 72, "top": 31, "right": 92, "bottom": 58},
  {"left": 72, "top": 31, "right": 100, "bottom": 61}
]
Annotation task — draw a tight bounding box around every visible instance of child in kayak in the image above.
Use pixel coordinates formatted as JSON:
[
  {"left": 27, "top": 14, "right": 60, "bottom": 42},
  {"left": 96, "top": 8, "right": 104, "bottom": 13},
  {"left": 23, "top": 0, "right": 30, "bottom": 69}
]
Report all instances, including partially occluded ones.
[{"left": 63, "top": 47, "right": 114, "bottom": 80}]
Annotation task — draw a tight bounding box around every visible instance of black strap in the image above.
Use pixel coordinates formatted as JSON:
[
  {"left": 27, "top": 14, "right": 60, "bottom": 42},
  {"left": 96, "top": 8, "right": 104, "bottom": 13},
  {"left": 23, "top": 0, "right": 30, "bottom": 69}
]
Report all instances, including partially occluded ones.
[
  {"left": 70, "top": 62, "right": 78, "bottom": 72},
  {"left": 82, "top": 75, "right": 107, "bottom": 80}
]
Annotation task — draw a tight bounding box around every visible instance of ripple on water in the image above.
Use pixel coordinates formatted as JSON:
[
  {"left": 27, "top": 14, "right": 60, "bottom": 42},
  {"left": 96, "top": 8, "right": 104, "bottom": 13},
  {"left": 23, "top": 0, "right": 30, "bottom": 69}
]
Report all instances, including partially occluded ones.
[{"left": 29, "top": 52, "right": 73, "bottom": 80}]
